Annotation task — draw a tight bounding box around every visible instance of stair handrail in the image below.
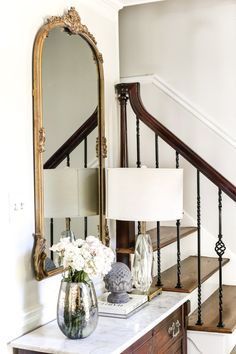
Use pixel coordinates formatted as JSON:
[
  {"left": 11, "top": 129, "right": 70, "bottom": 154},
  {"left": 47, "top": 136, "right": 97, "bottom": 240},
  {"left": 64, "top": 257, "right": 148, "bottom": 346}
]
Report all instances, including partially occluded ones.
[
  {"left": 116, "top": 83, "right": 236, "bottom": 202},
  {"left": 44, "top": 107, "right": 98, "bottom": 169}
]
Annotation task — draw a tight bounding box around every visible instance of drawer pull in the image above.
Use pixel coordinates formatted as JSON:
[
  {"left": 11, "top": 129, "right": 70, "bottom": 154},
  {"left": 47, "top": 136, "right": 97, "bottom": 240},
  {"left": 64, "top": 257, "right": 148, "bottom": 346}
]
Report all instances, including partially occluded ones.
[{"left": 168, "top": 320, "right": 181, "bottom": 338}]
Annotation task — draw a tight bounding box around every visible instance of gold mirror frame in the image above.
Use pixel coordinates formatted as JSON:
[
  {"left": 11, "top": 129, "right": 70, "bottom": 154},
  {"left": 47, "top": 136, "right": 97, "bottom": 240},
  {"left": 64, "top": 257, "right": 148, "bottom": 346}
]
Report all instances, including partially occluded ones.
[{"left": 33, "top": 7, "right": 107, "bottom": 280}]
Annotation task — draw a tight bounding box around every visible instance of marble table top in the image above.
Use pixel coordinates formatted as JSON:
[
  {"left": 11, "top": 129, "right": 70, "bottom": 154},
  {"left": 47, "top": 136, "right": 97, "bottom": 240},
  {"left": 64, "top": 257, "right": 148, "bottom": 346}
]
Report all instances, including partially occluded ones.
[{"left": 10, "top": 291, "right": 190, "bottom": 354}]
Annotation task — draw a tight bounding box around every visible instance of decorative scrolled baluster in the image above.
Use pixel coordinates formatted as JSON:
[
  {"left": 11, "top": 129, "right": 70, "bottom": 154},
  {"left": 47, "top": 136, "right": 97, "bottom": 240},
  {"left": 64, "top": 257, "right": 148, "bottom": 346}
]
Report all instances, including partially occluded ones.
[
  {"left": 136, "top": 117, "right": 141, "bottom": 235},
  {"left": 176, "top": 151, "right": 179, "bottom": 169},
  {"left": 196, "top": 170, "right": 203, "bottom": 325},
  {"left": 155, "top": 134, "right": 162, "bottom": 286},
  {"left": 84, "top": 137, "right": 88, "bottom": 239},
  {"left": 65, "top": 154, "right": 72, "bottom": 239},
  {"left": 50, "top": 218, "right": 54, "bottom": 260},
  {"left": 215, "top": 189, "right": 226, "bottom": 328},
  {"left": 136, "top": 117, "right": 141, "bottom": 168},
  {"left": 175, "top": 151, "right": 182, "bottom": 288}
]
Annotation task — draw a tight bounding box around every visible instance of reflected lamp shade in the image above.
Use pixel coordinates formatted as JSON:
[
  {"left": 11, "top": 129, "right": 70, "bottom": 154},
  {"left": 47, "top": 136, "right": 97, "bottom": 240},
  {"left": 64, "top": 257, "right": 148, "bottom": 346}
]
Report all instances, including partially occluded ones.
[
  {"left": 106, "top": 168, "right": 183, "bottom": 222},
  {"left": 44, "top": 168, "right": 98, "bottom": 218}
]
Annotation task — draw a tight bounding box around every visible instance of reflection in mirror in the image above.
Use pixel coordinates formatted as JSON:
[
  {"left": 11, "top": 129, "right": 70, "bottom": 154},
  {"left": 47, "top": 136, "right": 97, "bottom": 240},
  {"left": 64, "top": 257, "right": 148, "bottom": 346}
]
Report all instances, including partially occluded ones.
[
  {"left": 33, "top": 8, "right": 106, "bottom": 280},
  {"left": 42, "top": 27, "right": 99, "bottom": 269}
]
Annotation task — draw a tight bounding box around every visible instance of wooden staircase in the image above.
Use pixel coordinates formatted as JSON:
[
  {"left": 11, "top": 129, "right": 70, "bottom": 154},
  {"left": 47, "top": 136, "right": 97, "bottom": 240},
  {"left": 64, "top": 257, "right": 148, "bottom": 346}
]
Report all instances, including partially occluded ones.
[
  {"left": 148, "top": 227, "right": 236, "bottom": 338},
  {"left": 117, "top": 224, "right": 235, "bottom": 334},
  {"left": 159, "top": 256, "right": 229, "bottom": 293},
  {"left": 146, "top": 227, "right": 236, "bottom": 335},
  {"left": 116, "top": 226, "right": 197, "bottom": 255},
  {"left": 115, "top": 82, "right": 236, "bottom": 352},
  {"left": 188, "top": 285, "right": 236, "bottom": 334},
  {"left": 145, "top": 227, "right": 236, "bottom": 336}
]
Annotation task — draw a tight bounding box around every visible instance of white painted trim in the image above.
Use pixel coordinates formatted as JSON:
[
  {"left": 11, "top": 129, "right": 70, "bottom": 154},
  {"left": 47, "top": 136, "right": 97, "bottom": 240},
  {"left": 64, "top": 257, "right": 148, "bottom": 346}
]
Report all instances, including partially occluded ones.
[
  {"left": 122, "top": 0, "right": 166, "bottom": 7},
  {"left": 101, "top": 0, "right": 123, "bottom": 10},
  {"left": 121, "top": 74, "right": 236, "bottom": 149},
  {"left": 121, "top": 74, "right": 153, "bottom": 84},
  {"left": 112, "top": 0, "right": 166, "bottom": 9},
  {"left": 21, "top": 306, "right": 45, "bottom": 334},
  {"left": 6, "top": 305, "right": 47, "bottom": 344}
]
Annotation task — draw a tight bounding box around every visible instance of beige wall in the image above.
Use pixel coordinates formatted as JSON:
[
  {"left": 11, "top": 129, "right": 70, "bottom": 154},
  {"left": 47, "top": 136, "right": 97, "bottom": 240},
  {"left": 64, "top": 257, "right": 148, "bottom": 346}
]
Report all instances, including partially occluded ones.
[
  {"left": 1, "top": 1, "right": 120, "bottom": 353},
  {"left": 120, "top": 0, "right": 236, "bottom": 141}
]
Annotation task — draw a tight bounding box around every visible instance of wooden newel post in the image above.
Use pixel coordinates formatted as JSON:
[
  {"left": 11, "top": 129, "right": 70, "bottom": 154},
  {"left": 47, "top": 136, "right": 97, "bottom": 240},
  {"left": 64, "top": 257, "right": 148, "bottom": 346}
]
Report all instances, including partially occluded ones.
[{"left": 115, "top": 84, "right": 135, "bottom": 267}]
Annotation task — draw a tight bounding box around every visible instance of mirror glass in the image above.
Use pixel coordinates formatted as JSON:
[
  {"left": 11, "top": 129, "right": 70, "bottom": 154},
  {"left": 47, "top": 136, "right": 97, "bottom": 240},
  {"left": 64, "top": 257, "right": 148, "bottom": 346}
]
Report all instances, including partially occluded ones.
[
  {"left": 33, "top": 8, "right": 106, "bottom": 280},
  {"left": 42, "top": 28, "right": 99, "bottom": 270}
]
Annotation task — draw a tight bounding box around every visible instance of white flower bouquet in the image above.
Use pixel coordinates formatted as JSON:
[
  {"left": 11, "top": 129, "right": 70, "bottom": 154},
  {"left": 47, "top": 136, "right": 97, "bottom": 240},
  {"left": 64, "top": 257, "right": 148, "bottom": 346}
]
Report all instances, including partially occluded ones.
[{"left": 50, "top": 235, "right": 115, "bottom": 283}]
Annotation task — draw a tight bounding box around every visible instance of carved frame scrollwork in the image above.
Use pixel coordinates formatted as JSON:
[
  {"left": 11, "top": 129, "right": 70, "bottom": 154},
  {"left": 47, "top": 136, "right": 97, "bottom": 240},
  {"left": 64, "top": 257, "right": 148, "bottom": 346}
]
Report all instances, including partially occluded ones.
[{"left": 33, "top": 7, "right": 106, "bottom": 280}]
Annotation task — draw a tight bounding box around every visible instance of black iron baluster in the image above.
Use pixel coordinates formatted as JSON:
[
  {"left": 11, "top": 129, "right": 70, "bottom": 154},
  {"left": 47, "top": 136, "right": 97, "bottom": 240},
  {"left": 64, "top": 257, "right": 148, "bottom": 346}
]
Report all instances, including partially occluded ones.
[
  {"left": 155, "top": 134, "right": 159, "bottom": 170},
  {"left": 155, "top": 134, "right": 162, "bottom": 286},
  {"left": 215, "top": 189, "right": 226, "bottom": 328},
  {"left": 175, "top": 151, "right": 182, "bottom": 288},
  {"left": 176, "top": 151, "right": 179, "bottom": 169},
  {"left": 84, "top": 137, "right": 88, "bottom": 239},
  {"left": 136, "top": 117, "right": 141, "bottom": 235},
  {"left": 136, "top": 117, "right": 141, "bottom": 168},
  {"left": 50, "top": 218, "right": 54, "bottom": 260},
  {"left": 66, "top": 154, "right": 71, "bottom": 238},
  {"left": 196, "top": 170, "right": 203, "bottom": 325},
  {"left": 66, "top": 154, "right": 70, "bottom": 167},
  {"left": 84, "top": 137, "right": 87, "bottom": 168}
]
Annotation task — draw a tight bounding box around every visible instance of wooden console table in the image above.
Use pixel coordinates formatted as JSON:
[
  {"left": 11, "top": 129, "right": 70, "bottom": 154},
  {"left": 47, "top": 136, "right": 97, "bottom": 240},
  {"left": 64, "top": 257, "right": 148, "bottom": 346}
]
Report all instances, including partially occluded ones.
[{"left": 11, "top": 292, "right": 190, "bottom": 354}]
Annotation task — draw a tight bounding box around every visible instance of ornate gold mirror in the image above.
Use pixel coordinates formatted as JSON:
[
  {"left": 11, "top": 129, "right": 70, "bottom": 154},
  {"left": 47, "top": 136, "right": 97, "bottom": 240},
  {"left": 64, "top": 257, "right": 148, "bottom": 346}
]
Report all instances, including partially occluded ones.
[{"left": 33, "top": 8, "right": 106, "bottom": 280}]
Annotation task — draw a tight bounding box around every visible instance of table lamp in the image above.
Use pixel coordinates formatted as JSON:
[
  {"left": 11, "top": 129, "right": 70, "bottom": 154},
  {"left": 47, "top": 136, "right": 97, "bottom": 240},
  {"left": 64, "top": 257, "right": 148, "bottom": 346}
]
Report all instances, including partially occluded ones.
[
  {"left": 44, "top": 167, "right": 98, "bottom": 240},
  {"left": 106, "top": 167, "right": 183, "bottom": 294}
]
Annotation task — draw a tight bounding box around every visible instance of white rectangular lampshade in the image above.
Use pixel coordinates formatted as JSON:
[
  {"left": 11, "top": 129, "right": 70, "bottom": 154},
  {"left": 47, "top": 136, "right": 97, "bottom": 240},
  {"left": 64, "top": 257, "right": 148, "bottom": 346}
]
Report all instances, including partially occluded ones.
[
  {"left": 44, "top": 168, "right": 98, "bottom": 218},
  {"left": 106, "top": 168, "right": 183, "bottom": 222}
]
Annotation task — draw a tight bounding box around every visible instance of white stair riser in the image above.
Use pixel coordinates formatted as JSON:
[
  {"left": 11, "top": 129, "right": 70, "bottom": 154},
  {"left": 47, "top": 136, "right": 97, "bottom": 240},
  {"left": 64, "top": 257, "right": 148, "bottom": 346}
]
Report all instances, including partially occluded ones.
[
  {"left": 187, "top": 330, "right": 236, "bottom": 354},
  {"left": 129, "top": 231, "right": 197, "bottom": 275},
  {"left": 152, "top": 231, "right": 197, "bottom": 275},
  {"left": 187, "top": 271, "right": 220, "bottom": 314}
]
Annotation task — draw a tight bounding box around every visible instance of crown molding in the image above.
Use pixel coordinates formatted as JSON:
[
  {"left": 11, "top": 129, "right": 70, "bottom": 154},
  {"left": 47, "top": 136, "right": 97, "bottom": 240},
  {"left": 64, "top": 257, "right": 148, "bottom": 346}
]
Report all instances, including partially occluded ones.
[
  {"left": 105, "top": 0, "right": 165, "bottom": 10},
  {"left": 122, "top": 0, "right": 165, "bottom": 7},
  {"left": 102, "top": 0, "right": 124, "bottom": 10}
]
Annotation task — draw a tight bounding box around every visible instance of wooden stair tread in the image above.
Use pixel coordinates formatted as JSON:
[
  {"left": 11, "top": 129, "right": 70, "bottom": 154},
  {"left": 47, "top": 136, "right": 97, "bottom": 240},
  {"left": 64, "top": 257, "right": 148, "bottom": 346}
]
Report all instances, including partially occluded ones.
[
  {"left": 188, "top": 285, "right": 236, "bottom": 333},
  {"left": 116, "top": 226, "right": 197, "bottom": 254},
  {"left": 153, "top": 256, "right": 229, "bottom": 293}
]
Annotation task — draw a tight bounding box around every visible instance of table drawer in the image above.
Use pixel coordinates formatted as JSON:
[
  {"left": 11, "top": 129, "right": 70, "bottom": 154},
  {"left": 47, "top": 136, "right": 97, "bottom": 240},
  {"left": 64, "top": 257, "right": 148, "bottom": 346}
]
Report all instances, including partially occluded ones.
[
  {"left": 152, "top": 306, "right": 183, "bottom": 350},
  {"left": 121, "top": 330, "right": 153, "bottom": 354}
]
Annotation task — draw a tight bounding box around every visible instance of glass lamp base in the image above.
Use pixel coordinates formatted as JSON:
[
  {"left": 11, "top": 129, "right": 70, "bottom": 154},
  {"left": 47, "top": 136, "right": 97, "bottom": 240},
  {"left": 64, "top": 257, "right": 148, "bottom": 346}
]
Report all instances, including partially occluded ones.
[
  {"left": 132, "top": 233, "right": 153, "bottom": 293},
  {"left": 61, "top": 229, "right": 76, "bottom": 242}
]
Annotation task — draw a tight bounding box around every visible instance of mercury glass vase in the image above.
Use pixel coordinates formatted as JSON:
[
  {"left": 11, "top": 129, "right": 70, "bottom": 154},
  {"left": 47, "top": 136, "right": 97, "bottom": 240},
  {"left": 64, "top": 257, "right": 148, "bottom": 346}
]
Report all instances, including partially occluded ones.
[
  {"left": 132, "top": 233, "right": 153, "bottom": 293},
  {"left": 57, "top": 279, "right": 98, "bottom": 339}
]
